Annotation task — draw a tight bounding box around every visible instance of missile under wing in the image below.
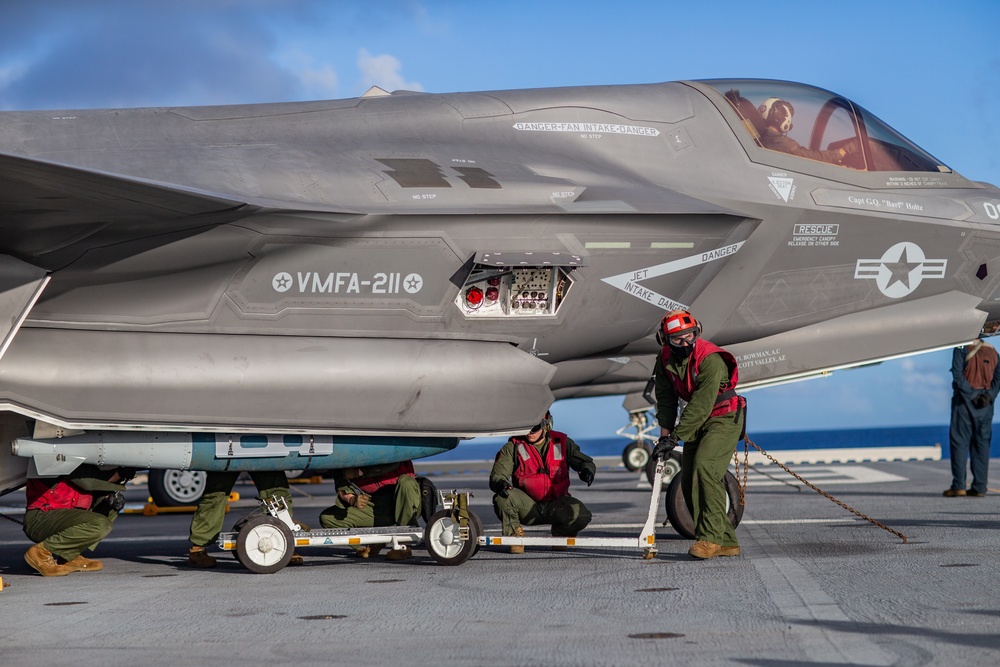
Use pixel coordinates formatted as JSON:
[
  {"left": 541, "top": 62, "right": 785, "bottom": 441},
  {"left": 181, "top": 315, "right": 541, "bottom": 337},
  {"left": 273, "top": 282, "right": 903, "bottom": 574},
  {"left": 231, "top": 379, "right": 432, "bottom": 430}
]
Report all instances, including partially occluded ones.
[{"left": 2, "top": 78, "right": 999, "bottom": 491}]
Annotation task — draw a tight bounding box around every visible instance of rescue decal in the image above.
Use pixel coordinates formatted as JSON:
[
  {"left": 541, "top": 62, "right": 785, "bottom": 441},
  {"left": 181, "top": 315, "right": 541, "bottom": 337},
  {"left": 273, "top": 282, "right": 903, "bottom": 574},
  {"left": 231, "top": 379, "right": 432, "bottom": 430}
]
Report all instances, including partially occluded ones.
[
  {"left": 602, "top": 242, "right": 745, "bottom": 310},
  {"left": 271, "top": 272, "right": 423, "bottom": 295},
  {"left": 788, "top": 224, "right": 840, "bottom": 248},
  {"left": 854, "top": 241, "right": 947, "bottom": 298},
  {"left": 513, "top": 122, "right": 660, "bottom": 137}
]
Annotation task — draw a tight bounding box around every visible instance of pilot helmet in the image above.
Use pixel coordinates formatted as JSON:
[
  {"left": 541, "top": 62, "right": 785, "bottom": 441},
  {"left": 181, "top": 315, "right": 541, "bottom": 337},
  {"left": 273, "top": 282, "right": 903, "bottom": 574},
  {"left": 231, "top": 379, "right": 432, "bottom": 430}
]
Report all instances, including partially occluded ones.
[{"left": 759, "top": 97, "right": 794, "bottom": 133}]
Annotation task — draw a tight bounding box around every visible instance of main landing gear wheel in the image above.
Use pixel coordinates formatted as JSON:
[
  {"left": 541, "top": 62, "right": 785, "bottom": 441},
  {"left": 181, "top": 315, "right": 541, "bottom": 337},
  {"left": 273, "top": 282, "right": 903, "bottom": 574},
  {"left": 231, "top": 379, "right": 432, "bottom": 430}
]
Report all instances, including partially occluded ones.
[
  {"left": 236, "top": 515, "right": 294, "bottom": 574},
  {"left": 424, "top": 509, "right": 479, "bottom": 566},
  {"left": 645, "top": 450, "right": 682, "bottom": 486},
  {"left": 147, "top": 469, "right": 207, "bottom": 507},
  {"left": 622, "top": 442, "right": 652, "bottom": 472},
  {"left": 664, "top": 471, "right": 744, "bottom": 540}
]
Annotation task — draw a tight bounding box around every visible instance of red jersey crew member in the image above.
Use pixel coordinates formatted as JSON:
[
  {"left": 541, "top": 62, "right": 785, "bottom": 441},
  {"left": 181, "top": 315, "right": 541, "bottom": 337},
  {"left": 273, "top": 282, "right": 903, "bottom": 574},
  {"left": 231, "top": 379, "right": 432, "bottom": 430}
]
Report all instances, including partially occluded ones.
[
  {"left": 23, "top": 465, "right": 131, "bottom": 576},
  {"left": 319, "top": 461, "right": 422, "bottom": 560},
  {"left": 489, "top": 411, "right": 596, "bottom": 553},
  {"left": 652, "top": 310, "right": 745, "bottom": 559}
]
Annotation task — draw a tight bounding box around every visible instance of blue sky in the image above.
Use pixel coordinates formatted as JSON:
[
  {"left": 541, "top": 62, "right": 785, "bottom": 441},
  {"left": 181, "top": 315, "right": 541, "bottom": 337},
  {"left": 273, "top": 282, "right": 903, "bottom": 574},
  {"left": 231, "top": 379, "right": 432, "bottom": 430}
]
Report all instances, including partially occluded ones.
[{"left": 1, "top": 0, "right": 998, "bottom": 436}]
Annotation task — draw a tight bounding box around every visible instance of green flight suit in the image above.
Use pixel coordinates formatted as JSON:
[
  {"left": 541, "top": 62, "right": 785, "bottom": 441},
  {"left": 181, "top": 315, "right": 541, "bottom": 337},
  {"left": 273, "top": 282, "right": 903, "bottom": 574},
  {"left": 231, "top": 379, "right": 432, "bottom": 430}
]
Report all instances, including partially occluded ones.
[
  {"left": 656, "top": 349, "right": 744, "bottom": 548},
  {"left": 22, "top": 465, "right": 127, "bottom": 562},
  {"left": 319, "top": 465, "right": 421, "bottom": 529},
  {"left": 489, "top": 432, "right": 596, "bottom": 537},
  {"left": 189, "top": 471, "right": 293, "bottom": 547}
]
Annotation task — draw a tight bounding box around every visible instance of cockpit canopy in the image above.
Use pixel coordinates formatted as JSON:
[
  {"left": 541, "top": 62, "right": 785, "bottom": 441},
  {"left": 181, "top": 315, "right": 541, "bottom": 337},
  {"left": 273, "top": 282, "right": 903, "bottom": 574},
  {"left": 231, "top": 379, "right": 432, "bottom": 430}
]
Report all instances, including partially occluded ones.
[{"left": 700, "top": 79, "right": 950, "bottom": 173}]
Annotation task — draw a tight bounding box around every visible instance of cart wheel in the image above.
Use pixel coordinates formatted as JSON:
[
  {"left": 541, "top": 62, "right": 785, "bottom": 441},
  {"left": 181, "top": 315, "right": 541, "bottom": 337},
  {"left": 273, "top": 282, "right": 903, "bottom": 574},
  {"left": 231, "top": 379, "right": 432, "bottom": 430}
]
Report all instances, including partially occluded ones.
[
  {"left": 641, "top": 548, "right": 656, "bottom": 560},
  {"left": 424, "top": 509, "right": 479, "bottom": 566},
  {"left": 622, "top": 442, "right": 651, "bottom": 472},
  {"left": 236, "top": 515, "right": 294, "bottom": 574},
  {"left": 664, "top": 471, "right": 744, "bottom": 540},
  {"left": 230, "top": 514, "right": 254, "bottom": 566},
  {"left": 645, "top": 449, "right": 682, "bottom": 486}
]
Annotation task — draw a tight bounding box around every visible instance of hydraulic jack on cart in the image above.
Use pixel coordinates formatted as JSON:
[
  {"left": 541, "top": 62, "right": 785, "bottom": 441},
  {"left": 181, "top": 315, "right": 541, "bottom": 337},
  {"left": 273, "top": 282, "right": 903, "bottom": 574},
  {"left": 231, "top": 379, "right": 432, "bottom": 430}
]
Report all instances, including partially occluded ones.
[
  {"left": 476, "top": 453, "right": 668, "bottom": 558},
  {"left": 218, "top": 490, "right": 482, "bottom": 573}
]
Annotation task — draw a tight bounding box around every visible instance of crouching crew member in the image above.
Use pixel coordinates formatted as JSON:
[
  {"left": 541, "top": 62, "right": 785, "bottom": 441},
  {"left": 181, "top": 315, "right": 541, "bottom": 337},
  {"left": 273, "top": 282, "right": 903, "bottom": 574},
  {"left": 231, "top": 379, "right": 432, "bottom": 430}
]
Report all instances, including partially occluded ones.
[
  {"left": 319, "top": 461, "right": 421, "bottom": 561},
  {"left": 23, "top": 465, "right": 132, "bottom": 576},
  {"left": 489, "top": 411, "right": 596, "bottom": 553},
  {"left": 653, "top": 309, "right": 745, "bottom": 560}
]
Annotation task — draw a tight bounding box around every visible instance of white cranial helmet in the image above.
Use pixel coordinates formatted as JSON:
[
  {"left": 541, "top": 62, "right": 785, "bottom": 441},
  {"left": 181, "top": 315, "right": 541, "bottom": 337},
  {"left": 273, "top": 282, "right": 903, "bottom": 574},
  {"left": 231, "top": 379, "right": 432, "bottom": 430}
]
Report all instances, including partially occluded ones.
[{"left": 758, "top": 97, "right": 794, "bottom": 133}]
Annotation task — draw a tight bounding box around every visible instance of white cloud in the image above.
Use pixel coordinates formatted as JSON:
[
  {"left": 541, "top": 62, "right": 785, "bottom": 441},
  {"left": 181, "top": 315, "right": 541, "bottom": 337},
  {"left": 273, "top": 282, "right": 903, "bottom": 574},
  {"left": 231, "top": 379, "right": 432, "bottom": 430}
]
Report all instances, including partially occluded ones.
[
  {"left": 276, "top": 48, "right": 339, "bottom": 99},
  {"left": 357, "top": 48, "right": 422, "bottom": 93},
  {"left": 0, "top": 61, "right": 26, "bottom": 89}
]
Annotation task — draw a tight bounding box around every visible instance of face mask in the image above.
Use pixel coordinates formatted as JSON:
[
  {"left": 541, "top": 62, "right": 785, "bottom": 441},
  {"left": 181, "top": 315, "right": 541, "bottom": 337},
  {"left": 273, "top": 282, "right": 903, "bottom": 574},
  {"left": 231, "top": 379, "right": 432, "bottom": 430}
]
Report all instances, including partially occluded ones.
[{"left": 669, "top": 340, "right": 694, "bottom": 358}]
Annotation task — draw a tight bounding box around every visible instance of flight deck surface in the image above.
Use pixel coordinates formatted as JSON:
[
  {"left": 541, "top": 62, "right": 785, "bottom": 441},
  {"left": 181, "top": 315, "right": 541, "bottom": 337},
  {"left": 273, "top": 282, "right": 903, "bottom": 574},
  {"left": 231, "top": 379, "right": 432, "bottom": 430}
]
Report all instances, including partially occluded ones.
[{"left": 1, "top": 457, "right": 997, "bottom": 666}]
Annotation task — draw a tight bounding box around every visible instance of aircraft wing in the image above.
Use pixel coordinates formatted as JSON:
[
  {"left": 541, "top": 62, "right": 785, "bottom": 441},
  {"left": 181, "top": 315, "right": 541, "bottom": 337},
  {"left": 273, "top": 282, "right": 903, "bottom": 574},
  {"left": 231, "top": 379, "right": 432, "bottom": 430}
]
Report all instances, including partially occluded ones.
[{"left": 0, "top": 152, "right": 258, "bottom": 268}]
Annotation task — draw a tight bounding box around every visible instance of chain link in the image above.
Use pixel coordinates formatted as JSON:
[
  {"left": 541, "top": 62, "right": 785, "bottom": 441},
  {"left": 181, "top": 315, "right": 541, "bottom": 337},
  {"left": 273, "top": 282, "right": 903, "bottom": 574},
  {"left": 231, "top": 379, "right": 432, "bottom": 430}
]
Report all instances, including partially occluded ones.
[{"left": 737, "top": 434, "right": 908, "bottom": 544}]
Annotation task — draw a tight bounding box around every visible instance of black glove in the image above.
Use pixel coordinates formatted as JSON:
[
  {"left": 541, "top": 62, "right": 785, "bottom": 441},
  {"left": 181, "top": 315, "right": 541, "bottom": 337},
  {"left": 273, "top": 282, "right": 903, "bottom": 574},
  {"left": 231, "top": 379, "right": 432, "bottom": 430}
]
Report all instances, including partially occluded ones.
[
  {"left": 489, "top": 478, "right": 513, "bottom": 498},
  {"left": 92, "top": 491, "right": 125, "bottom": 515},
  {"left": 972, "top": 393, "right": 992, "bottom": 409},
  {"left": 652, "top": 435, "right": 679, "bottom": 460},
  {"left": 578, "top": 468, "right": 595, "bottom": 487}
]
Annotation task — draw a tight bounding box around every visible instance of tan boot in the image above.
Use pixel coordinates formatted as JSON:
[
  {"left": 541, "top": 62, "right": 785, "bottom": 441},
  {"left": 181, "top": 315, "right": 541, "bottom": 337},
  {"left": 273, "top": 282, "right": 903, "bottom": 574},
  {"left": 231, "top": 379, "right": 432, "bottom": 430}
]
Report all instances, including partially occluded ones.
[
  {"left": 509, "top": 526, "right": 525, "bottom": 554},
  {"left": 718, "top": 545, "right": 741, "bottom": 557},
  {"left": 25, "top": 543, "right": 72, "bottom": 577},
  {"left": 386, "top": 546, "right": 412, "bottom": 561},
  {"left": 61, "top": 554, "right": 104, "bottom": 572},
  {"left": 353, "top": 545, "right": 383, "bottom": 559},
  {"left": 187, "top": 545, "right": 217, "bottom": 568},
  {"left": 688, "top": 540, "right": 723, "bottom": 559}
]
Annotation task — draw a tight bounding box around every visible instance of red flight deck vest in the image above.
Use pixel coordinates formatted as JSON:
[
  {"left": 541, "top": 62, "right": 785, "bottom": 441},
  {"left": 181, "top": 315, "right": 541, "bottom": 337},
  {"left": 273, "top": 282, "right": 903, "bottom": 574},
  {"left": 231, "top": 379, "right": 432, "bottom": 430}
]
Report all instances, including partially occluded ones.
[
  {"left": 661, "top": 339, "right": 741, "bottom": 418},
  {"left": 25, "top": 478, "right": 93, "bottom": 512},
  {"left": 355, "top": 461, "right": 415, "bottom": 494},
  {"left": 511, "top": 431, "right": 570, "bottom": 503}
]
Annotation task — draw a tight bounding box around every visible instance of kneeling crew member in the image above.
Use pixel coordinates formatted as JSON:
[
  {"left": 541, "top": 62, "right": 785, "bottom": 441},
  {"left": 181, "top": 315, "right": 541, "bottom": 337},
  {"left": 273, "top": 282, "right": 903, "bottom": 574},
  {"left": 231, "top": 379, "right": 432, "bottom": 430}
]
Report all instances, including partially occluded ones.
[
  {"left": 653, "top": 309, "right": 745, "bottom": 560},
  {"left": 319, "top": 461, "right": 421, "bottom": 561},
  {"left": 23, "top": 465, "right": 132, "bottom": 576},
  {"left": 489, "top": 411, "right": 596, "bottom": 553}
]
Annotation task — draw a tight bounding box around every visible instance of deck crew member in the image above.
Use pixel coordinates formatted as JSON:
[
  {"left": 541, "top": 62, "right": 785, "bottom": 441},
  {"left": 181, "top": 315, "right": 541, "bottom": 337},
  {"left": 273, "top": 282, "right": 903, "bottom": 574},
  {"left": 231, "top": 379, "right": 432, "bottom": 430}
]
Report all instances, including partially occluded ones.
[
  {"left": 319, "top": 461, "right": 421, "bottom": 561},
  {"left": 23, "top": 465, "right": 132, "bottom": 576},
  {"left": 652, "top": 309, "right": 745, "bottom": 559},
  {"left": 945, "top": 338, "right": 1000, "bottom": 497},
  {"left": 489, "top": 411, "right": 595, "bottom": 553}
]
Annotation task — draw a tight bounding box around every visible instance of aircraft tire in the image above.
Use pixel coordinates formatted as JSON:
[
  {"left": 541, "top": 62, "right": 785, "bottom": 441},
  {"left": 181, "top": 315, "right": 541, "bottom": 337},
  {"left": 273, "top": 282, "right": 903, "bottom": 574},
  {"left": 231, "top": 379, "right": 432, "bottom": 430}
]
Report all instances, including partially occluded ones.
[
  {"left": 235, "top": 515, "right": 294, "bottom": 574},
  {"left": 424, "top": 509, "right": 478, "bottom": 566},
  {"left": 644, "top": 449, "right": 682, "bottom": 486},
  {"left": 622, "top": 442, "right": 651, "bottom": 472},
  {"left": 664, "top": 471, "right": 744, "bottom": 540},
  {"left": 147, "top": 469, "right": 208, "bottom": 507}
]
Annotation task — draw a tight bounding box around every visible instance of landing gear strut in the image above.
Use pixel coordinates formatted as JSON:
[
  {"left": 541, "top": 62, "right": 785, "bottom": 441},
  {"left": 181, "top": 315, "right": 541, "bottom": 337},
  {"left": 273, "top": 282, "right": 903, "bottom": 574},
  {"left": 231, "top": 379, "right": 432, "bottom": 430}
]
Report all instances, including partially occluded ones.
[{"left": 617, "top": 410, "right": 657, "bottom": 472}]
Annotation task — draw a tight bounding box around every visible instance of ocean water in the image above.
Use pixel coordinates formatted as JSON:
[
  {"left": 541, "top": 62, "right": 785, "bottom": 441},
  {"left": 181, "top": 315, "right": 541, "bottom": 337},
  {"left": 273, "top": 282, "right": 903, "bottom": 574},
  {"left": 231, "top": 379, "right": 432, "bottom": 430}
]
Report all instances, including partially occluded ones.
[{"left": 437, "top": 424, "right": 999, "bottom": 461}]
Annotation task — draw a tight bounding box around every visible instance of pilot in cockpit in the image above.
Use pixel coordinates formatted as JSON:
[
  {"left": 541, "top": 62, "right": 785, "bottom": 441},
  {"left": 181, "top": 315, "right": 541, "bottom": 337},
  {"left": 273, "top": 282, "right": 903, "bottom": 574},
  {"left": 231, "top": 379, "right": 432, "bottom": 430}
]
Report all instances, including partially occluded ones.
[{"left": 758, "top": 97, "right": 855, "bottom": 165}]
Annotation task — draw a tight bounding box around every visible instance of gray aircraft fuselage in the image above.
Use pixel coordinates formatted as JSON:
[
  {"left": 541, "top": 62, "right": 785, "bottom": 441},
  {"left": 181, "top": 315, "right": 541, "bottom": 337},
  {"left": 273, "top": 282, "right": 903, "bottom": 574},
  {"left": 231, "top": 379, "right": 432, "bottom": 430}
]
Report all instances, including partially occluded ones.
[{"left": 1, "top": 78, "right": 998, "bottom": 484}]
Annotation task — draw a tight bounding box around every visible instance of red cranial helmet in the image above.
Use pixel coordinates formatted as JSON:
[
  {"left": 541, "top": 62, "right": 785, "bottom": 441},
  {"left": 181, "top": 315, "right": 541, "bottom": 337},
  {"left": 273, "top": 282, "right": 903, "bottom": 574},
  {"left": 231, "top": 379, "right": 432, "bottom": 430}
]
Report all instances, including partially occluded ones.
[{"left": 660, "top": 310, "right": 699, "bottom": 337}]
